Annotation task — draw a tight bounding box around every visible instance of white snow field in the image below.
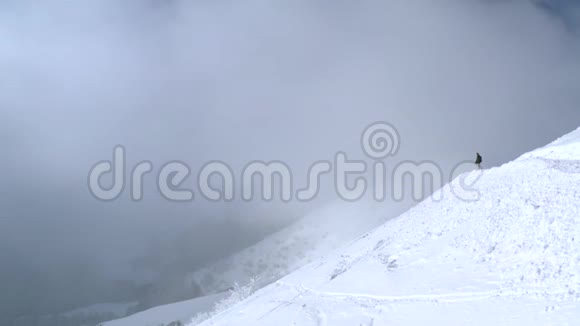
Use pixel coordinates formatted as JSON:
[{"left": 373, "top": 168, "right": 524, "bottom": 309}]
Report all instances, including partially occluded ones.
[
  {"left": 102, "top": 292, "right": 226, "bottom": 326},
  {"left": 187, "top": 128, "right": 580, "bottom": 326},
  {"left": 186, "top": 202, "right": 391, "bottom": 296},
  {"left": 103, "top": 202, "right": 391, "bottom": 326}
]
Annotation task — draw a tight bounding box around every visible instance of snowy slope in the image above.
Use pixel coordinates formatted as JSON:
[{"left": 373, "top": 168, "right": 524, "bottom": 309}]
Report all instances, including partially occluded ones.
[
  {"left": 191, "top": 128, "right": 580, "bottom": 326},
  {"left": 102, "top": 292, "right": 227, "bottom": 326},
  {"left": 102, "top": 202, "right": 392, "bottom": 326},
  {"left": 187, "top": 202, "right": 391, "bottom": 295}
]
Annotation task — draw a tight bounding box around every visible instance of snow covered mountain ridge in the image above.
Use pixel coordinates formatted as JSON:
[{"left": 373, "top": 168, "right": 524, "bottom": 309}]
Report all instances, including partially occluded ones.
[
  {"left": 102, "top": 202, "right": 391, "bottom": 326},
  {"left": 186, "top": 202, "right": 390, "bottom": 296},
  {"left": 191, "top": 127, "right": 580, "bottom": 326}
]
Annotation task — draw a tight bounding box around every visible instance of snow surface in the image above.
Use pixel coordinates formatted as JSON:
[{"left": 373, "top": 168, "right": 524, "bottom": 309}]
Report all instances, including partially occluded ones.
[
  {"left": 102, "top": 202, "right": 390, "bottom": 326},
  {"left": 186, "top": 127, "right": 580, "bottom": 326},
  {"left": 187, "top": 202, "right": 390, "bottom": 295},
  {"left": 102, "top": 292, "right": 227, "bottom": 326}
]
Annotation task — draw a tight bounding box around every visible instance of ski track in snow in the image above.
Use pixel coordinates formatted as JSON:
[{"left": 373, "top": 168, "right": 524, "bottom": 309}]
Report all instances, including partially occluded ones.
[{"left": 284, "top": 282, "right": 571, "bottom": 304}]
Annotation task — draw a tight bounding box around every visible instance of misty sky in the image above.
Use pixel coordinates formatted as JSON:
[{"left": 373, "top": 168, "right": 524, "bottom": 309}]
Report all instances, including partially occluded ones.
[{"left": 1, "top": 0, "right": 580, "bottom": 321}]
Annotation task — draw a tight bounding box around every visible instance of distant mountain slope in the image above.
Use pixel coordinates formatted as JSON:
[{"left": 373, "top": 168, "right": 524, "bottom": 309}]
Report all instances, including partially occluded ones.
[
  {"left": 186, "top": 202, "right": 391, "bottom": 295},
  {"left": 103, "top": 201, "right": 392, "bottom": 326},
  {"left": 102, "top": 292, "right": 226, "bottom": 326},
  {"left": 193, "top": 127, "right": 580, "bottom": 326}
]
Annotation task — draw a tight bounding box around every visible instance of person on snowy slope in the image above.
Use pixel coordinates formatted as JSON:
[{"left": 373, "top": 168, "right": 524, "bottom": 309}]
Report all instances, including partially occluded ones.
[{"left": 475, "top": 152, "right": 482, "bottom": 169}]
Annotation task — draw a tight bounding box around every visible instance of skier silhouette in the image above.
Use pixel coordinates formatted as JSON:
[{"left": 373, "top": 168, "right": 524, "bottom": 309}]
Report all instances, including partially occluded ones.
[{"left": 475, "top": 152, "right": 482, "bottom": 169}]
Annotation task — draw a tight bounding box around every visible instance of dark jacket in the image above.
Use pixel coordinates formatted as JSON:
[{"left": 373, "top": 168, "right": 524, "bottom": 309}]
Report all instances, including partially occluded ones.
[{"left": 475, "top": 153, "right": 482, "bottom": 165}]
